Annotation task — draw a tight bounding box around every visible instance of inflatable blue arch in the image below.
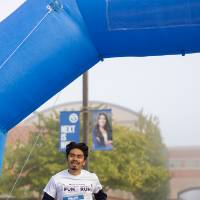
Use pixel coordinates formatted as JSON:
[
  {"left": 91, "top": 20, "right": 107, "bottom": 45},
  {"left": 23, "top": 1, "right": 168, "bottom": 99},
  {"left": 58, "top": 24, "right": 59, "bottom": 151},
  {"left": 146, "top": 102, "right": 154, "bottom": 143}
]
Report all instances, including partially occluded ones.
[{"left": 0, "top": 0, "right": 200, "bottom": 173}]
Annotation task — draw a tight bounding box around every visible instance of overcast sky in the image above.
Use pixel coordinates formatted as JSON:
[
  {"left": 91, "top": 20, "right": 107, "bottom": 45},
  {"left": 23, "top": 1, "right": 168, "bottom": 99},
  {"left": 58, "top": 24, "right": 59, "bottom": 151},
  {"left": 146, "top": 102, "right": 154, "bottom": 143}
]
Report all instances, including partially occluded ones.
[
  {"left": 38, "top": 54, "right": 200, "bottom": 147},
  {"left": 2, "top": 0, "right": 200, "bottom": 147}
]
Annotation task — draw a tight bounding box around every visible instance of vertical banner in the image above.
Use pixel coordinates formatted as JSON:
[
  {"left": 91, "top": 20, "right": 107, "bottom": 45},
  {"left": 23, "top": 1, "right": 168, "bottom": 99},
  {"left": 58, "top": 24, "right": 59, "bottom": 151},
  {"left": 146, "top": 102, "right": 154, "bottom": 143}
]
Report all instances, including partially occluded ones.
[
  {"left": 60, "top": 111, "right": 80, "bottom": 152},
  {"left": 92, "top": 109, "right": 112, "bottom": 151}
]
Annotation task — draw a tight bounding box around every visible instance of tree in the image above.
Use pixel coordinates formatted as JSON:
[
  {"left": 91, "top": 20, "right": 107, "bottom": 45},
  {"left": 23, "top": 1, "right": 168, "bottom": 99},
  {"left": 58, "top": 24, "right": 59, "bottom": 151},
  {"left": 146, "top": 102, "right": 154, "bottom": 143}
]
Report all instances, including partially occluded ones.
[
  {"left": 90, "top": 125, "right": 170, "bottom": 200},
  {"left": 0, "top": 113, "right": 65, "bottom": 198},
  {"left": 0, "top": 111, "right": 170, "bottom": 200},
  {"left": 133, "top": 110, "right": 170, "bottom": 199}
]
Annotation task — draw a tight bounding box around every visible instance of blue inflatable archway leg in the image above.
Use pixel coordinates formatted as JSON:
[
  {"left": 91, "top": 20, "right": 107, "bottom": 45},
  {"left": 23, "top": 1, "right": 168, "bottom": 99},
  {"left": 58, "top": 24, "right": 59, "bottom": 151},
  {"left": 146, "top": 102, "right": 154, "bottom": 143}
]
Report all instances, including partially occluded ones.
[{"left": 0, "top": 130, "right": 7, "bottom": 175}]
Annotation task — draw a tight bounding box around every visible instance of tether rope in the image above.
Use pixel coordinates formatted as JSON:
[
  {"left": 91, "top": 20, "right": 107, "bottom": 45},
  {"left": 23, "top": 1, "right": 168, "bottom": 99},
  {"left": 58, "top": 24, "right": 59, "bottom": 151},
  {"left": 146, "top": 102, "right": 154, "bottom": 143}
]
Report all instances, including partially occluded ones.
[
  {"left": 6, "top": 133, "right": 41, "bottom": 200},
  {"left": 6, "top": 93, "right": 62, "bottom": 199}
]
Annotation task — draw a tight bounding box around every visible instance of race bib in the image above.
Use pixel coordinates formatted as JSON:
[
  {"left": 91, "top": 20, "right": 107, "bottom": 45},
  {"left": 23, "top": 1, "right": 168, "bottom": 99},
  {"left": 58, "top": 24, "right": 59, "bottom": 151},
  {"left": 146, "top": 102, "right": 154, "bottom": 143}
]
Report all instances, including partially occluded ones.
[{"left": 63, "top": 195, "right": 84, "bottom": 200}]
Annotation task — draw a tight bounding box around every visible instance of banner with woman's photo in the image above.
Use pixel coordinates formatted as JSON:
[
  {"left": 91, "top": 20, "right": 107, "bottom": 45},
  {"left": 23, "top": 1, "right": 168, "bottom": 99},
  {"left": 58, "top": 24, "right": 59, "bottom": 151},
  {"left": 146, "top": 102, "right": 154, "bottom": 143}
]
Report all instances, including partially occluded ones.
[{"left": 92, "top": 109, "right": 113, "bottom": 151}]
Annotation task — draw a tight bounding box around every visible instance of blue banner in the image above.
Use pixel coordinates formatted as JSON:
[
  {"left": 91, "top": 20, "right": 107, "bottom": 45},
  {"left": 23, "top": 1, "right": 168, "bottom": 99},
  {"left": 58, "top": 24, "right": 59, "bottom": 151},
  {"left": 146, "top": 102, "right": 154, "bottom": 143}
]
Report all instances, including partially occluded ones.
[
  {"left": 92, "top": 109, "right": 112, "bottom": 151},
  {"left": 59, "top": 111, "right": 80, "bottom": 152}
]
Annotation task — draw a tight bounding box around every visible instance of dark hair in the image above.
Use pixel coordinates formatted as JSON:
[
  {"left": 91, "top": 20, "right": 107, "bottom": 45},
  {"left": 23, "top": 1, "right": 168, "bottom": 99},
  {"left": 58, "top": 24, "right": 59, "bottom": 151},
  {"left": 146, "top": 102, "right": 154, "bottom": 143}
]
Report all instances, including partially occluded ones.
[
  {"left": 95, "top": 113, "right": 111, "bottom": 136},
  {"left": 66, "top": 142, "right": 88, "bottom": 160}
]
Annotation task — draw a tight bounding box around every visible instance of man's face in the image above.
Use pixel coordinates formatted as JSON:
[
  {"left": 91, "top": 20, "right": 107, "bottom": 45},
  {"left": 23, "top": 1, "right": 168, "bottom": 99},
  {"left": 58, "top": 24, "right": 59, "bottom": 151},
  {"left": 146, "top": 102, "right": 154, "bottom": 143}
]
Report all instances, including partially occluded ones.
[{"left": 67, "top": 148, "right": 86, "bottom": 172}]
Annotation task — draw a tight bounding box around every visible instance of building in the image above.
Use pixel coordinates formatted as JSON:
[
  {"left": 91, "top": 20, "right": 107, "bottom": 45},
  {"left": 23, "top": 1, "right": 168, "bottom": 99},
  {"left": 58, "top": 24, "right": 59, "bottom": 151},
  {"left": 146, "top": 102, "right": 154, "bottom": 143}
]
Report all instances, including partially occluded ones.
[
  {"left": 168, "top": 146, "right": 200, "bottom": 200},
  {"left": 8, "top": 101, "right": 139, "bottom": 145}
]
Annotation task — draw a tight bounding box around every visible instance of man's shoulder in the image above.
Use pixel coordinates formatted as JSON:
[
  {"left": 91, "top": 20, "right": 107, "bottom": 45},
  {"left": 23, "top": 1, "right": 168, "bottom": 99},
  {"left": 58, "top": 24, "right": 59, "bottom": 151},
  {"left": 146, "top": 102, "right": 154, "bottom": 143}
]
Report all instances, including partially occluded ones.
[
  {"left": 52, "top": 169, "right": 68, "bottom": 179},
  {"left": 81, "top": 170, "right": 99, "bottom": 180}
]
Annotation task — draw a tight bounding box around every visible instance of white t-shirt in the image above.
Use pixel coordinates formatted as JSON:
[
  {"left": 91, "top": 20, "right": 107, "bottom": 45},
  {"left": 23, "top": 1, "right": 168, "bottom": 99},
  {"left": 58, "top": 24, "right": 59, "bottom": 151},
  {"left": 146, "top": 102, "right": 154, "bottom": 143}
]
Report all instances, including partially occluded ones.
[{"left": 43, "top": 169, "right": 103, "bottom": 200}]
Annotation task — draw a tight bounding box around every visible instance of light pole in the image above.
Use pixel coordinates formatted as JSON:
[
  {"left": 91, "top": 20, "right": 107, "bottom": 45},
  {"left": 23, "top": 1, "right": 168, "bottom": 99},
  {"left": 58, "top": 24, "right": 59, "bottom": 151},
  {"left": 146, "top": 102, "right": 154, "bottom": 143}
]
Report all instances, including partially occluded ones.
[{"left": 82, "top": 71, "right": 89, "bottom": 170}]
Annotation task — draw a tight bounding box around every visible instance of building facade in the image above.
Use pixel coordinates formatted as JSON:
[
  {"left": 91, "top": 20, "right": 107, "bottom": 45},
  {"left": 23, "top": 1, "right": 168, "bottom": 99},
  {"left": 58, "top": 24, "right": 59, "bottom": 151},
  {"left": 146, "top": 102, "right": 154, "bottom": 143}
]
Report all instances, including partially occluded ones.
[{"left": 168, "top": 147, "right": 200, "bottom": 200}]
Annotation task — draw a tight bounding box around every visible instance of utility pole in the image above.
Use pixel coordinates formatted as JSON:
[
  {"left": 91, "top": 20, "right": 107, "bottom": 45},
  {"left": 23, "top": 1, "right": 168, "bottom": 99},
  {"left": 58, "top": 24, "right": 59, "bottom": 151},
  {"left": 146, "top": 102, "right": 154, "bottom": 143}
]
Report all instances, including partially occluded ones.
[{"left": 82, "top": 71, "right": 89, "bottom": 170}]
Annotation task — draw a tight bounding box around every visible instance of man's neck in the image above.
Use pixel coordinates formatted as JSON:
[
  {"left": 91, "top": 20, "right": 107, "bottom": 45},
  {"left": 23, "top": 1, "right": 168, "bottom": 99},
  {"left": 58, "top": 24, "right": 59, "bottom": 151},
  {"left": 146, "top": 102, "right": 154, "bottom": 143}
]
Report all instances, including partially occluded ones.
[{"left": 68, "top": 169, "right": 81, "bottom": 176}]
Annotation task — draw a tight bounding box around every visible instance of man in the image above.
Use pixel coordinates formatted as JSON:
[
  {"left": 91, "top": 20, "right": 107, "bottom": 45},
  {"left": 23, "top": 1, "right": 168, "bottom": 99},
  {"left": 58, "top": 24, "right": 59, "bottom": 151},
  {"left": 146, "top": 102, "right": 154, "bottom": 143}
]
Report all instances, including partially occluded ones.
[{"left": 42, "top": 142, "right": 107, "bottom": 200}]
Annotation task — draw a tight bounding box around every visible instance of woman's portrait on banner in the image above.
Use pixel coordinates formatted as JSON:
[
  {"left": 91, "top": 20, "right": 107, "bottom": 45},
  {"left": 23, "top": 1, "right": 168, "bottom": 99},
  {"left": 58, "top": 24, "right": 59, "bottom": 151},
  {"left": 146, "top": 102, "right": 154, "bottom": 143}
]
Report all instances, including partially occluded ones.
[{"left": 92, "top": 110, "right": 112, "bottom": 151}]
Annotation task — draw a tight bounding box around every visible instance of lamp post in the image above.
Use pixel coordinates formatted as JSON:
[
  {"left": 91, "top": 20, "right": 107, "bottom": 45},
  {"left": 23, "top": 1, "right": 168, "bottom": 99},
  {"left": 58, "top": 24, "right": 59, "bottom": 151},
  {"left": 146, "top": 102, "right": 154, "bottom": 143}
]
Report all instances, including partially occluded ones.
[{"left": 82, "top": 71, "right": 89, "bottom": 170}]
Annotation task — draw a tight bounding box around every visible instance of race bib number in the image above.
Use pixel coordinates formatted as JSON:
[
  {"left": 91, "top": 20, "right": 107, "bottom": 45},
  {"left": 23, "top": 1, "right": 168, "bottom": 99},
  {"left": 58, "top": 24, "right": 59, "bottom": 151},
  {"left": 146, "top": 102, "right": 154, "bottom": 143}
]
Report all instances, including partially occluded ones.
[{"left": 63, "top": 195, "right": 84, "bottom": 200}]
